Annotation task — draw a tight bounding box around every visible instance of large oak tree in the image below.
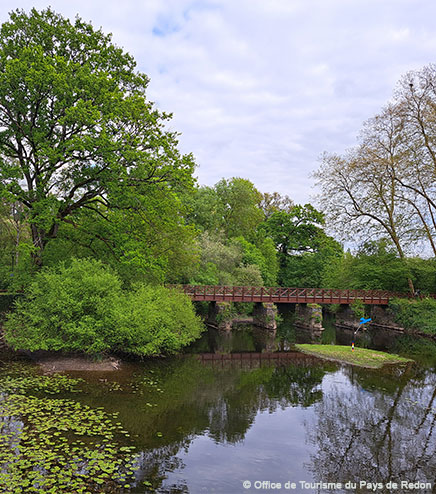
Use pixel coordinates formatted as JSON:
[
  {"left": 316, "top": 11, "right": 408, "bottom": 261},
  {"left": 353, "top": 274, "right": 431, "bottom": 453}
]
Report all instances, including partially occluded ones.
[{"left": 0, "top": 8, "right": 196, "bottom": 267}]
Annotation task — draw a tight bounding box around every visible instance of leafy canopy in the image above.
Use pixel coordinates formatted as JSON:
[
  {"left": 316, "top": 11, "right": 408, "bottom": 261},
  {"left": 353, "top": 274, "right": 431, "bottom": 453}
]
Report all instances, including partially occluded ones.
[
  {"left": 262, "top": 204, "right": 325, "bottom": 256},
  {"left": 0, "top": 8, "right": 196, "bottom": 265},
  {"left": 185, "top": 178, "right": 263, "bottom": 239}
]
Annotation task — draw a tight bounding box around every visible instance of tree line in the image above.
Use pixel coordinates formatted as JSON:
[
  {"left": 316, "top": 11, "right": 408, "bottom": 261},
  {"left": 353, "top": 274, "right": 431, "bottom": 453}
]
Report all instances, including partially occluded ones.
[{"left": 1, "top": 8, "right": 436, "bottom": 355}]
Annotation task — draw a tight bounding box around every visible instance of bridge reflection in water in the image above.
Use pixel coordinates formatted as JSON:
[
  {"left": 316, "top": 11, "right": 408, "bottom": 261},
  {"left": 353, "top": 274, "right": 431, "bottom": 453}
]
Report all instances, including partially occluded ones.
[{"left": 196, "top": 351, "right": 321, "bottom": 369}]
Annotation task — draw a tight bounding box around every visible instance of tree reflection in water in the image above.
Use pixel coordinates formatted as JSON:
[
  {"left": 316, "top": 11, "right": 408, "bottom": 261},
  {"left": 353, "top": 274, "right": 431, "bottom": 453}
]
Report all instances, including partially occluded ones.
[
  {"left": 133, "top": 354, "right": 330, "bottom": 491},
  {"left": 307, "top": 365, "right": 436, "bottom": 488}
]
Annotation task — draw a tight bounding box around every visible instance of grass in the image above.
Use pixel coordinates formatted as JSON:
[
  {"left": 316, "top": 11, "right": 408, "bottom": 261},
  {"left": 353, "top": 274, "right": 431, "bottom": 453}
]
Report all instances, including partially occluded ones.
[{"left": 295, "top": 344, "right": 414, "bottom": 369}]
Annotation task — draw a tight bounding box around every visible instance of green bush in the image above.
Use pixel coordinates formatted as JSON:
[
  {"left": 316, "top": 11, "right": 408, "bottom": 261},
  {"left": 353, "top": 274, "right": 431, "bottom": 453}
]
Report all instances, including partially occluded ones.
[
  {"left": 113, "top": 284, "right": 204, "bottom": 355},
  {"left": 5, "top": 258, "right": 204, "bottom": 356},
  {"left": 389, "top": 297, "right": 436, "bottom": 335}
]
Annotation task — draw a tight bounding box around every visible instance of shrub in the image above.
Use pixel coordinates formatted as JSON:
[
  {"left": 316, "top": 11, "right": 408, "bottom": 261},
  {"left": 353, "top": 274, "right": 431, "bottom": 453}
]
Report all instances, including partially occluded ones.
[
  {"left": 5, "top": 258, "right": 204, "bottom": 356},
  {"left": 389, "top": 297, "right": 436, "bottom": 335},
  {"left": 113, "top": 284, "right": 204, "bottom": 355}
]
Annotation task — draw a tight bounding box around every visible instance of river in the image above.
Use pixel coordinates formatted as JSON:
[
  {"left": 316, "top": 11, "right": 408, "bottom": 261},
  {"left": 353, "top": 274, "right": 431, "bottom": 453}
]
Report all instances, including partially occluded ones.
[{"left": 0, "top": 313, "right": 436, "bottom": 493}]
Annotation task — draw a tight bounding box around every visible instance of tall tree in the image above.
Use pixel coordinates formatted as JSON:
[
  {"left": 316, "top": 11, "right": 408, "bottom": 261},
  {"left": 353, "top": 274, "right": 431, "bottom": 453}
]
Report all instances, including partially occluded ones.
[
  {"left": 315, "top": 130, "right": 416, "bottom": 292},
  {"left": 263, "top": 204, "right": 325, "bottom": 257},
  {"left": 184, "top": 178, "right": 263, "bottom": 239},
  {"left": 261, "top": 204, "right": 333, "bottom": 286},
  {"left": 391, "top": 66, "right": 436, "bottom": 255},
  {"left": 316, "top": 65, "right": 436, "bottom": 293},
  {"left": 0, "top": 8, "right": 196, "bottom": 267},
  {"left": 214, "top": 178, "right": 263, "bottom": 238}
]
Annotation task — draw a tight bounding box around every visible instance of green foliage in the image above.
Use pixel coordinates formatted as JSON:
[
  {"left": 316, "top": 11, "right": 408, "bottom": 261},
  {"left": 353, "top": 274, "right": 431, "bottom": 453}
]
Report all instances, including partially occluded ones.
[
  {"left": 232, "top": 236, "right": 264, "bottom": 269},
  {"left": 190, "top": 232, "right": 242, "bottom": 285},
  {"left": 215, "top": 178, "right": 263, "bottom": 238},
  {"left": 6, "top": 242, "right": 39, "bottom": 291},
  {"left": 215, "top": 303, "right": 238, "bottom": 325},
  {"left": 185, "top": 178, "right": 263, "bottom": 239},
  {"left": 6, "top": 258, "right": 122, "bottom": 354},
  {"left": 263, "top": 204, "right": 325, "bottom": 256},
  {"left": 232, "top": 236, "right": 278, "bottom": 285},
  {"left": 350, "top": 299, "right": 366, "bottom": 319},
  {"left": 280, "top": 254, "right": 319, "bottom": 287},
  {"left": 322, "top": 250, "right": 355, "bottom": 289},
  {"left": 5, "top": 258, "right": 203, "bottom": 355},
  {"left": 257, "top": 236, "right": 279, "bottom": 285},
  {"left": 260, "top": 203, "right": 341, "bottom": 287},
  {"left": 232, "top": 264, "right": 264, "bottom": 286},
  {"left": 113, "top": 284, "right": 204, "bottom": 355},
  {"left": 278, "top": 233, "right": 342, "bottom": 287},
  {"left": 406, "top": 257, "right": 436, "bottom": 294},
  {"left": 198, "top": 233, "right": 242, "bottom": 274},
  {"left": 190, "top": 232, "right": 273, "bottom": 287},
  {"left": 42, "top": 187, "right": 199, "bottom": 286},
  {"left": 0, "top": 201, "right": 33, "bottom": 290},
  {"left": 0, "top": 8, "right": 197, "bottom": 268},
  {"left": 183, "top": 186, "right": 222, "bottom": 233},
  {"left": 323, "top": 241, "right": 411, "bottom": 291},
  {"left": 389, "top": 297, "right": 436, "bottom": 335},
  {"left": 352, "top": 241, "right": 410, "bottom": 291}
]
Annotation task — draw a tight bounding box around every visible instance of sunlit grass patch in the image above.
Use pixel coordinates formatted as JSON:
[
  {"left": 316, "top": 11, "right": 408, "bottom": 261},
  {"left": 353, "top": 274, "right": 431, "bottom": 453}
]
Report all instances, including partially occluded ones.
[{"left": 295, "top": 344, "right": 413, "bottom": 369}]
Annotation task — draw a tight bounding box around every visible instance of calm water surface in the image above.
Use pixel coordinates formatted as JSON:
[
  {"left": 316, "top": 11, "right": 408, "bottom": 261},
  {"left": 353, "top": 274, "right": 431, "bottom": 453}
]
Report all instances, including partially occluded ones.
[{"left": 1, "top": 313, "right": 436, "bottom": 493}]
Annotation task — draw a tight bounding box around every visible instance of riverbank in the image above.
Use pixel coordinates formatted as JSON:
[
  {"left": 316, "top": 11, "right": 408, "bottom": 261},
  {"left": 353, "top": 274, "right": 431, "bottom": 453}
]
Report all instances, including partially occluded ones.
[{"left": 295, "top": 344, "right": 414, "bottom": 369}]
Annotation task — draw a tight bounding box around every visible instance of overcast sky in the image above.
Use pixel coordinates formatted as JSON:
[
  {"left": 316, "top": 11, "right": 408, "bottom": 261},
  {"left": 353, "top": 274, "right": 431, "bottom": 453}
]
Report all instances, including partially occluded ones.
[{"left": 2, "top": 0, "right": 436, "bottom": 204}]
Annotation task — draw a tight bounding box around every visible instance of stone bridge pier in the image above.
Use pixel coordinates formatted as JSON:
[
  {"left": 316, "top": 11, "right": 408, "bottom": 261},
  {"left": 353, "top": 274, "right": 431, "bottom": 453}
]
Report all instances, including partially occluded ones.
[
  {"left": 206, "top": 301, "right": 232, "bottom": 330},
  {"left": 206, "top": 301, "right": 278, "bottom": 331},
  {"left": 295, "top": 303, "right": 324, "bottom": 337},
  {"left": 253, "top": 302, "right": 277, "bottom": 330}
]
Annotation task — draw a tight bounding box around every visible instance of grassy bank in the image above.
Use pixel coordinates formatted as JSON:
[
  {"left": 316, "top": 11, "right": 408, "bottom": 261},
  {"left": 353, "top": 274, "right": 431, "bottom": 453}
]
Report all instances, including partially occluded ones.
[{"left": 295, "top": 344, "right": 413, "bottom": 369}]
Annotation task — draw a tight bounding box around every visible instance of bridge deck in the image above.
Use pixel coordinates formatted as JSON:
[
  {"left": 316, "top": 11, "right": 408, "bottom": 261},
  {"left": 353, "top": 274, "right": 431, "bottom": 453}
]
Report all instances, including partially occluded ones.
[{"left": 169, "top": 285, "right": 419, "bottom": 305}]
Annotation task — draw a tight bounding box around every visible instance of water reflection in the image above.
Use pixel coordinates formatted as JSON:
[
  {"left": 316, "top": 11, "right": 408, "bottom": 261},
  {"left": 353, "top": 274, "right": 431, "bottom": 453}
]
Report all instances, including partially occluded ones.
[
  {"left": 2, "top": 318, "right": 436, "bottom": 493},
  {"left": 128, "top": 354, "right": 332, "bottom": 493},
  {"left": 126, "top": 349, "right": 436, "bottom": 493},
  {"left": 307, "top": 366, "right": 436, "bottom": 491}
]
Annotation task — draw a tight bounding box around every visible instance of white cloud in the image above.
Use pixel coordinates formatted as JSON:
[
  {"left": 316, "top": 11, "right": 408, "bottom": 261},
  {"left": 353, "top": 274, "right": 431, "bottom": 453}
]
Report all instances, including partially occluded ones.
[{"left": 2, "top": 0, "right": 436, "bottom": 205}]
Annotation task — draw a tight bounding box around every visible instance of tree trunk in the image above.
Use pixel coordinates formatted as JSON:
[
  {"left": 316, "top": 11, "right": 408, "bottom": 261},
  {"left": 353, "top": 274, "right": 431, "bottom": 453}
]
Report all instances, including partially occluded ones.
[
  {"left": 30, "top": 224, "right": 46, "bottom": 268},
  {"left": 407, "top": 277, "right": 415, "bottom": 295}
]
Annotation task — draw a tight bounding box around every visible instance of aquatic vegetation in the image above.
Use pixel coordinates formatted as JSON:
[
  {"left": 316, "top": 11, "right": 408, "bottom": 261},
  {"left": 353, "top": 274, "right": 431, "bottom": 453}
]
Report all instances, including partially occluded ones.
[
  {"left": 0, "top": 372, "right": 138, "bottom": 493},
  {"left": 0, "top": 373, "right": 83, "bottom": 395}
]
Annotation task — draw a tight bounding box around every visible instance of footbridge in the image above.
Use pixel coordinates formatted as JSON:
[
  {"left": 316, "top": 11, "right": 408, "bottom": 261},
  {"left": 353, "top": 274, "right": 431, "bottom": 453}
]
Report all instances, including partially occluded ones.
[{"left": 170, "top": 285, "right": 415, "bottom": 305}]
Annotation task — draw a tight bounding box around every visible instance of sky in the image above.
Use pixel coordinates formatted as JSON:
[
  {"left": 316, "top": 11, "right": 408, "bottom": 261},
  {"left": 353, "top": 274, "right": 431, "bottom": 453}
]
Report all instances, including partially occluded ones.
[{"left": 2, "top": 0, "right": 436, "bottom": 204}]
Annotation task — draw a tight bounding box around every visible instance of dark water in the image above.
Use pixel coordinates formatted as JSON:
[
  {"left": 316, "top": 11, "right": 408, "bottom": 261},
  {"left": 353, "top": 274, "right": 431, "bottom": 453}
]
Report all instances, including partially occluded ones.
[{"left": 1, "top": 313, "right": 436, "bottom": 493}]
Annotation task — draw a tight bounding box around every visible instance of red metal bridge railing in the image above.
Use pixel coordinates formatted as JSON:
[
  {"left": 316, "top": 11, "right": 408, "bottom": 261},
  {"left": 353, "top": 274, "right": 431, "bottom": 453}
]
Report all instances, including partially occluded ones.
[{"left": 167, "top": 285, "right": 426, "bottom": 305}]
